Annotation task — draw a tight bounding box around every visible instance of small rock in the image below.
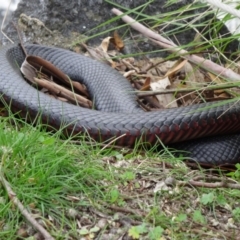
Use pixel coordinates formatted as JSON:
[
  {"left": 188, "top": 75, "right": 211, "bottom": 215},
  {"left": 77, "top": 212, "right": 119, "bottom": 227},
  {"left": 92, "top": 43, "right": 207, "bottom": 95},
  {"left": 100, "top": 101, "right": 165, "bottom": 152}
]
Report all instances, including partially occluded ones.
[
  {"left": 96, "top": 218, "right": 108, "bottom": 229},
  {"left": 165, "top": 177, "right": 176, "bottom": 187},
  {"left": 67, "top": 208, "right": 79, "bottom": 219},
  {"left": 17, "top": 228, "right": 29, "bottom": 238}
]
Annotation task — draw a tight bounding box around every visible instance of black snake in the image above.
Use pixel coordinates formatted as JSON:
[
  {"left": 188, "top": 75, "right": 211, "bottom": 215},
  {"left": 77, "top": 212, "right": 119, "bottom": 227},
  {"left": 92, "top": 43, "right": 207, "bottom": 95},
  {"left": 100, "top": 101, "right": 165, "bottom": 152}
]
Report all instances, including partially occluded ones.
[{"left": 0, "top": 44, "right": 240, "bottom": 166}]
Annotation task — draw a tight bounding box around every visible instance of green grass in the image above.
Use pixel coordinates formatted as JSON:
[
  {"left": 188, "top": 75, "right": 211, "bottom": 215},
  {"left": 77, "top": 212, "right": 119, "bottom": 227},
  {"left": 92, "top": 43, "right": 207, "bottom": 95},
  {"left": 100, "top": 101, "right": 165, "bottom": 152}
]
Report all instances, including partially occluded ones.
[
  {"left": 0, "top": 115, "right": 239, "bottom": 239},
  {"left": 0, "top": 117, "right": 113, "bottom": 237}
]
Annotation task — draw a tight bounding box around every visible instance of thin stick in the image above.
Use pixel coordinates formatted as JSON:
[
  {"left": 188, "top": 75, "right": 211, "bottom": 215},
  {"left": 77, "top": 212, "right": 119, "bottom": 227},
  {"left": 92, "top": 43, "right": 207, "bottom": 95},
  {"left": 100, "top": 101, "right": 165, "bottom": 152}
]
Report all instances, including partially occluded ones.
[
  {"left": 33, "top": 77, "right": 92, "bottom": 108},
  {"left": 98, "top": 133, "right": 127, "bottom": 153},
  {"left": 0, "top": 162, "right": 55, "bottom": 239},
  {"left": 12, "top": 21, "right": 28, "bottom": 56},
  {"left": 1, "top": 0, "right": 14, "bottom": 44},
  {"left": 205, "top": 0, "right": 240, "bottom": 19},
  {"left": 137, "top": 82, "right": 240, "bottom": 97},
  {"left": 178, "top": 179, "right": 240, "bottom": 189}
]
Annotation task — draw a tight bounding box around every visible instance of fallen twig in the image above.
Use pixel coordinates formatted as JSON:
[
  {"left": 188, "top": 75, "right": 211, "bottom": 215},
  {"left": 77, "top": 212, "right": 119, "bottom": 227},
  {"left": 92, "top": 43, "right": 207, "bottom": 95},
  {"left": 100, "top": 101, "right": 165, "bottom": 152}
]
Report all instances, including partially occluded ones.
[
  {"left": 205, "top": 0, "right": 240, "bottom": 19},
  {"left": 0, "top": 152, "right": 55, "bottom": 240},
  {"left": 33, "top": 77, "right": 92, "bottom": 108},
  {"left": 107, "top": 205, "right": 145, "bottom": 218},
  {"left": 98, "top": 133, "right": 127, "bottom": 154},
  {"left": 1, "top": 0, "right": 14, "bottom": 44},
  {"left": 178, "top": 179, "right": 240, "bottom": 189},
  {"left": 137, "top": 82, "right": 240, "bottom": 97}
]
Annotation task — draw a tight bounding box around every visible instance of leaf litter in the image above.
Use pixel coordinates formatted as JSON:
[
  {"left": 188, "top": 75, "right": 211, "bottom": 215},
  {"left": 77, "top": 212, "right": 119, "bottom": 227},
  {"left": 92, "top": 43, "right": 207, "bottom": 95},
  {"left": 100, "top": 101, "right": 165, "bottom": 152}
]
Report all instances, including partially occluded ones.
[{"left": 20, "top": 31, "right": 240, "bottom": 115}]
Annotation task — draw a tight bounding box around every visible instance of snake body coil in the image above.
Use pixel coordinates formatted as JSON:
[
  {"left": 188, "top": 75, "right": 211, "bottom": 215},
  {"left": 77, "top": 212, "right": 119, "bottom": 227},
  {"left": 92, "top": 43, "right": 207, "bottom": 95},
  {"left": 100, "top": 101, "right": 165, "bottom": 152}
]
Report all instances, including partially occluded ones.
[{"left": 0, "top": 44, "right": 240, "bottom": 165}]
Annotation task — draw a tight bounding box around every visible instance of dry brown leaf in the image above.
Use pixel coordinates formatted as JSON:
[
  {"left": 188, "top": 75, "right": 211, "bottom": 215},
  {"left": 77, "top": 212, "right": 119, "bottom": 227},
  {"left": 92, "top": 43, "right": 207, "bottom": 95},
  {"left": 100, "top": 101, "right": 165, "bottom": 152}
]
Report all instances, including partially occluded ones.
[
  {"left": 111, "top": 31, "right": 124, "bottom": 51},
  {"left": 23, "top": 55, "right": 89, "bottom": 97},
  {"left": 20, "top": 54, "right": 92, "bottom": 108},
  {"left": 82, "top": 43, "right": 114, "bottom": 66},
  {"left": 182, "top": 61, "right": 197, "bottom": 85},
  {"left": 100, "top": 36, "right": 113, "bottom": 53},
  {"left": 174, "top": 61, "right": 206, "bottom": 106},
  {"left": 208, "top": 72, "right": 223, "bottom": 83},
  {"left": 140, "top": 77, "right": 151, "bottom": 91},
  {"left": 164, "top": 59, "right": 188, "bottom": 79},
  {"left": 20, "top": 59, "right": 38, "bottom": 84},
  {"left": 121, "top": 58, "right": 140, "bottom": 73},
  {"left": 150, "top": 77, "right": 178, "bottom": 108},
  {"left": 33, "top": 77, "right": 92, "bottom": 108},
  {"left": 136, "top": 59, "right": 155, "bottom": 73},
  {"left": 123, "top": 70, "right": 136, "bottom": 78},
  {"left": 147, "top": 59, "right": 175, "bottom": 77},
  {"left": 215, "top": 92, "right": 230, "bottom": 98},
  {"left": 86, "top": 39, "right": 118, "bottom": 67}
]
